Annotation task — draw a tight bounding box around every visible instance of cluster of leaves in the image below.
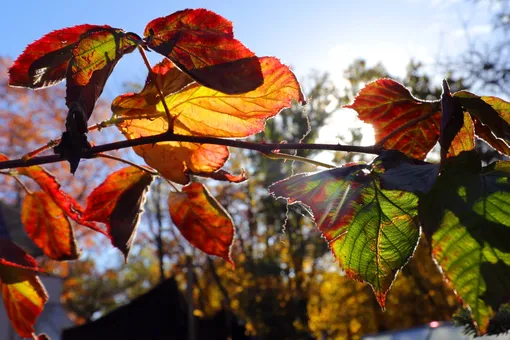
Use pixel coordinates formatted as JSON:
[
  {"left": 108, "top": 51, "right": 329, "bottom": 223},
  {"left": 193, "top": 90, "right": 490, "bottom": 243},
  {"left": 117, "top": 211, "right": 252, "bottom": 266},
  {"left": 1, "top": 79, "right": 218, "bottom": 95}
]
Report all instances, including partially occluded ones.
[
  {"left": 270, "top": 78, "right": 510, "bottom": 335},
  {"left": 1, "top": 8, "right": 303, "bottom": 338},
  {"left": 0, "top": 7, "right": 509, "bottom": 339}
]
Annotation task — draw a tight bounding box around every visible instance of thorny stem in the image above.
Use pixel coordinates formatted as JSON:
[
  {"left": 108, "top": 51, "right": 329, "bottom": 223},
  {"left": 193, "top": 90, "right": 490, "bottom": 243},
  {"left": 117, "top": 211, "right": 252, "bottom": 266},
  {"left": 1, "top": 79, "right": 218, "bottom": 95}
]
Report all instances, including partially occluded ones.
[
  {"left": 22, "top": 118, "right": 117, "bottom": 160},
  {"left": 137, "top": 46, "right": 174, "bottom": 131},
  {"left": 0, "top": 132, "right": 383, "bottom": 170}
]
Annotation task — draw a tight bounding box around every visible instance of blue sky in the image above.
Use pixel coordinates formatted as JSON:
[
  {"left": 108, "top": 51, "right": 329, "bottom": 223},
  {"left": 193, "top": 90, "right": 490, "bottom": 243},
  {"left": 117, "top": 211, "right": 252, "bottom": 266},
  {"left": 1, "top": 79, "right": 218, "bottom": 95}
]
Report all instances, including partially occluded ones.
[{"left": 0, "top": 0, "right": 496, "bottom": 99}]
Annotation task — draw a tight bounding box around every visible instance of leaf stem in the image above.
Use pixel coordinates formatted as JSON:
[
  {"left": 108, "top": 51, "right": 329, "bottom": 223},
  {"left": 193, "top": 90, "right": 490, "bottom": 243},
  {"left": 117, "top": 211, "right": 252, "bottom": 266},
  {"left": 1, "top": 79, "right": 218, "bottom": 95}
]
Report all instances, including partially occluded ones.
[
  {"left": 0, "top": 133, "right": 383, "bottom": 170},
  {"left": 137, "top": 46, "right": 173, "bottom": 131},
  {"left": 95, "top": 153, "right": 159, "bottom": 176},
  {"left": 264, "top": 152, "right": 336, "bottom": 169},
  {"left": 13, "top": 175, "right": 32, "bottom": 195}
]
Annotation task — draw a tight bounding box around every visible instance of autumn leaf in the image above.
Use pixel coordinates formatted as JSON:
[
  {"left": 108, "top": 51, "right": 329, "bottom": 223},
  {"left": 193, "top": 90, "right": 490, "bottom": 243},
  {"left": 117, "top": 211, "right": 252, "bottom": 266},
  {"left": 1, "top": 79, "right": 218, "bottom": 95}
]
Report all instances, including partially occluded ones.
[
  {"left": 474, "top": 119, "right": 510, "bottom": 156},
  {"left": 115, "top": 57, "right": 302, "bottom": 184},
  {"left": 454, "top": 91, "right": 510, "bottom": 140},
  {"left": 111, "top": 58, "right": 193, "bottom": 118},
  {"left": 0, "top": 265, "right": 48, "bottom": 338},
  {"left": 0, "top": 239, "right": 46, "bottom": 338},
  {"left": 57, "top": 29, "right": 141, "bottom": 174},
  {"left": 446, "top": 112, "right": 475, "bottom": 158},
  {"left": 420, "top": 151, "right": 510, "bottom": 334},
  {"left": 8, "top": 24, "right": 110, "bottom": 89},
  {"left": 22, "top": 192, "right": 79, "bottom": 261},
  {"left": 144, "top": 8, "right": 263, "bottom": 94},
  {"left": 66, "top": 28, "right": 141, "bottom": 121},
  {"left": 84, "top": 166, "right": 154, "bottom": 260},
  {"left": 168, "top": 182, "right": 234, "bottom": 264},
  {"left": 345, "top": 78, "right": 440, "bottom": 160},
  {"left": 17, "top": 165, "right": 104, "bottom": 235},
  {"left": 269, "top": 165, "right": 420, "bottom": 307},
  {"left": 116, "top": 116, "right": 229, "bottom": 184}
]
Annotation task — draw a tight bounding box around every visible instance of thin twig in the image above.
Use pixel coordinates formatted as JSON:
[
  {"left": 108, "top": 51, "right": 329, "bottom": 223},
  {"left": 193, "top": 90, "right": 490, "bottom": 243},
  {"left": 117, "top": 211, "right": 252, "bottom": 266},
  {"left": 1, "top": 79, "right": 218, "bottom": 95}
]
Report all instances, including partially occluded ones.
[
  {"left": 13, "top": 176, "right": 32, "bottom": 195},
  {"left": 264, "top": 152, "right": 336, "bottom": 169},
  {"left": 95, "top": 153, "right": 159, "bottom": 176},
  {"left": 137, "top": 46, "right": 173, "bottom": 131},
  {"left": 0, "top": 133, "right": 382, "bottom": 170}
]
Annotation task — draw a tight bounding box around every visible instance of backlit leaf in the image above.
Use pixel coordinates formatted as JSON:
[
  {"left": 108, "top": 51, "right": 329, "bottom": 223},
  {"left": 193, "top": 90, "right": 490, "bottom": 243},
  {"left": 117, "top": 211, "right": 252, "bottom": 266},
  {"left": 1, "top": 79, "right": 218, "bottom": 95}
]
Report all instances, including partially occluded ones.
[
  {"left": 420, "top": 151, "right": 510, "bottom": 334},
  {"left": 111, "top": 58, "right": 193, "bottom": 118},
  {"left": 0, "top": 265, "right": 48, "bottom": 338},
  {"left": 115, "top": 58, "right": 300, "bottom": 184},
  {"left": 0, "top": 238, "right": 39, "bottom": 271},
  {"left": 114, "top": 57, "right": 304, "bottom": 138},
  {"left": 18, "top": 165, "right": 104, "bottom": 235},
  {"left": 8, "top": 24, "right": 109, "bottom": 89},
  {"left": 22, "top": 192, "right": 79, "bottom": 261},
  {"left": 269, "top": 165, "right": 420, "bottom": 307},
  {"left": 474, "top": 119, "right": 510, "bottom": 156},
  {"left": 345, "top": 78, "right": 440, "bottom": 160},
  {"left": 168, "top": 182, "right": 234, "bottom": 264},
  {"left": 117, "top": 116, "right": 229, "bottom": 184},
  {"left": 144, "top": 8, "right": 263, "bottom": 94},
  {"left": 66, "top": 28, "right": 141, "bottom": 122},
  {"left": 84, "top": 166, "right": 154, "bottom": 259},
  {"left": 447, "top": 112, "right": 475, "bottom": 158},
  {"left": 454, "top": 91, "right": 510, "bottom": 140}
]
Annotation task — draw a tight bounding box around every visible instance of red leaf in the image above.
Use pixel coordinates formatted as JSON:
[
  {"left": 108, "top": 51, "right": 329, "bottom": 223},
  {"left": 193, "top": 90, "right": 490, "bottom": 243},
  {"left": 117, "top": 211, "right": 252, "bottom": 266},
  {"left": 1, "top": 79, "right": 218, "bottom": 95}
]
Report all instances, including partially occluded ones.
[
  {"left": 345, "top": 78, "right": 440, "bottom": 160},
  {"left": 168, "top": 182, "right": 234, "bottom": 265},
  {"left": 18, "top": 165, "right": 104, "bottom": 235},
  {"left": 0, "top": 238, "right": 39, "bottom": 271},
  {"left": 84, "top": 166, "right": 154, "bottom": 260},
  {"left": 9, "top": 24, "right": 110, "bottom": 89},
  {"left": 22, "top": 192, "right": 79, "bottom": 261},
  {"left": 144, "top": 9, "right": 263, "bottom": 94},
  {"left": 0, "top": 265, "right": 48, "bottom": 338}
]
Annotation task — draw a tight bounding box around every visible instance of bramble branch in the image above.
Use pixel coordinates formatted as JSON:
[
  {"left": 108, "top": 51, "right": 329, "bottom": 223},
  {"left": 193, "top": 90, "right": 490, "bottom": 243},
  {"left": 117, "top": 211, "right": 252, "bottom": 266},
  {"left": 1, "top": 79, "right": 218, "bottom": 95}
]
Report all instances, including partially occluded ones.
[{"left": 0, "top": 132, "right": 383, "bottom": 170}]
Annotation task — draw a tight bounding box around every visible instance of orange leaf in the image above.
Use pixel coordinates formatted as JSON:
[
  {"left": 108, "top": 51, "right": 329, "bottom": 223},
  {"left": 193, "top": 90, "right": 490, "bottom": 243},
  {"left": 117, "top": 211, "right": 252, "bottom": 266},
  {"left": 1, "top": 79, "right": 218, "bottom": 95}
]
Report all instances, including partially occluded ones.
[
  {"left": 117, "top": 118, "right": 229, "bottom": 184},
  {"left": 113, "top": 57, "right": 303, "bottom": 184},
  {"left": 22, "top": 192, "right": 79, "bottom": 261},
  {"left": 345, "top": 78, "right": 440, "bottom": 160},
  {"left": 168, "top": 182, "right": 234, "bottom": 264},
  {"left": 84, "top": 166, "right": 154, "bottom": 259},
  {"left": 112, "top": 58, "right": 193, "bottom": 118},
  {"left": 0, "top": 265, "right": 48, "bottom": 338},
  {"left": 18, "top": 165, "right": 104, "bottom": 235},
  {"left": 8, "top": 24, "right": 110, "bottom": 89},
  {"left": 474, "top": 119, "right": 510, "bottom": 156},
  {"left": 144, "top": 9, "right": 263, "bottom": 94},
  {"left": 162, "top": 57, "right": 304, "bottom": 138},
  {"left": 114, "top": 57, "right": 303, "bottom": 137},
  {"left": 447, "top": 112, "right": 475, "bottom": 158}
]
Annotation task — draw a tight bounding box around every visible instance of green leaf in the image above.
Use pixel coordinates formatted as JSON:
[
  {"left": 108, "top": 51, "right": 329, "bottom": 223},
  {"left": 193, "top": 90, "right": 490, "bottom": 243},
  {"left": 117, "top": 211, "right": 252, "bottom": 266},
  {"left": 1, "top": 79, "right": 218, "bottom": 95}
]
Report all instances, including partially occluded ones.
[
  {"left": 269, "top": 165, "right": 420, "bottom": 307},
  {"left": 420, "top": 151, "right": 510, "bottom": 334}
]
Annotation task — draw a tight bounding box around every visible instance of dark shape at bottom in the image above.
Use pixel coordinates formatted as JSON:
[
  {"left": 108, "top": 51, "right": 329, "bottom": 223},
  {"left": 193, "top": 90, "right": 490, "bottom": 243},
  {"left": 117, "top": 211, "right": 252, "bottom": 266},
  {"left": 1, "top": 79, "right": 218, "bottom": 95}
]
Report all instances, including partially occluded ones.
[{"left": 61, "top": 277, "right": 249, "bottom": 340}]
